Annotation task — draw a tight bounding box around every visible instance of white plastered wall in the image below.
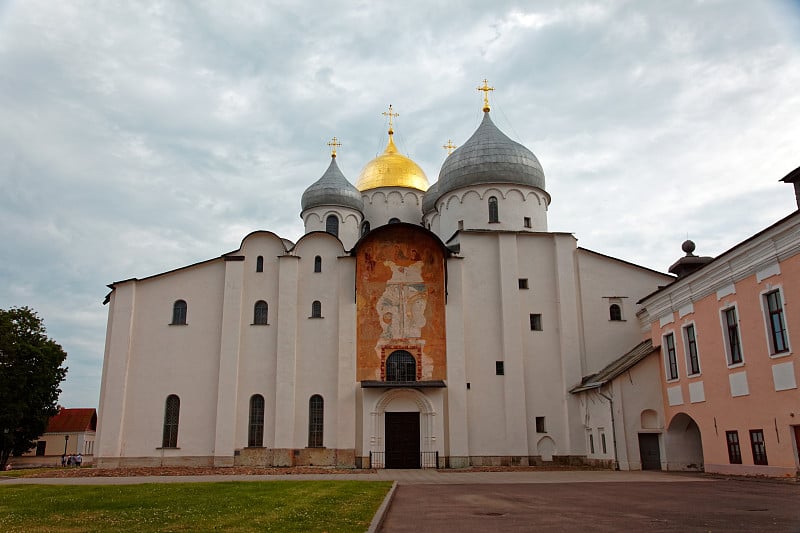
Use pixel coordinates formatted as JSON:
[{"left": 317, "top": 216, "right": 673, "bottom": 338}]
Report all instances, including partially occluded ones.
[
  {"left": 302, "top": 207, "right": 362, "bottom": 250},
  {"left": 436, "top": 184, "right": 549, "bottom": 241},
  {"left": 361, "top": 188, "right": 424, "bottom": 228}
]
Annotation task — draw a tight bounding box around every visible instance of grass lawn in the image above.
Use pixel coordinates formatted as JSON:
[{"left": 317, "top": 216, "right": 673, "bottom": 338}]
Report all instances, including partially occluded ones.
[{"left": 0, "top": 480, "right": 392, "bottom": 532}]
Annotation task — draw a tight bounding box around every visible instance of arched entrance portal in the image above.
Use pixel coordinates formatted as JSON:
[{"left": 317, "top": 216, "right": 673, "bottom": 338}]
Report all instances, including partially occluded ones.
[
  {"left": 371, "top": 389, "right": 436, "bottom": 469},
  {"left": 665, "top": 412, "right": 704, "bottom": 471}
]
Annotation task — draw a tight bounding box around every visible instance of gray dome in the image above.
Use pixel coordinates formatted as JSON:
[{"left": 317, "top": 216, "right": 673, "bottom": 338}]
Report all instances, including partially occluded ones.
[
  {"left": 301, "top": 157, "right": 364, "bottom": 212},
  {"left": 436, "top": 112, "right": 545, "bottom": 200},
  {"left": 422, "top": 181, "right": 439, "bottom": 214}
]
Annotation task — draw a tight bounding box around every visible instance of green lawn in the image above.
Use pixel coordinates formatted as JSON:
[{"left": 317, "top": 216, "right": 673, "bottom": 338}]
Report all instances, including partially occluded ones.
[{"left": 0, "top": 480, "right": 392, "bottom": 532}]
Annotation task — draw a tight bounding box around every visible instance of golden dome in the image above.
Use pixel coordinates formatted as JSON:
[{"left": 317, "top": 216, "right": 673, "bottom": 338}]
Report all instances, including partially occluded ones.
[{"left": 355, "top": 134, "right": 429, "bottom": 192}]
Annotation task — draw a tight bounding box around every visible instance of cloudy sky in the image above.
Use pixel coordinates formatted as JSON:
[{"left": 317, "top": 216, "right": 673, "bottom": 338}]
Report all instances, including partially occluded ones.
[{"left": 1, "top": 0, "right": 799, "bottom": 408}]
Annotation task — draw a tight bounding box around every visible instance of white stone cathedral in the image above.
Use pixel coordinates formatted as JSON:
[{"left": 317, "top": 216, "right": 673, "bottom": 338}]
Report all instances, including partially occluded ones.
[{"left": 95, "top": 93, "right": 672, "bottom": 469}]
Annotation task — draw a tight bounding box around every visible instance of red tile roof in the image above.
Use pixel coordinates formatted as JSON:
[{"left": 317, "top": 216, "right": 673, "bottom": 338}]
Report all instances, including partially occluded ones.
[{"left": 46, "top": 408, "right": 97, "bottom": 433}]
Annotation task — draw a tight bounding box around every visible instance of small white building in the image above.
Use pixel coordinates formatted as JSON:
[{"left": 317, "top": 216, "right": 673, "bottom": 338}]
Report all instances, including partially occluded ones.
[{"left": 95, "top": 99, "right": 673, "bottom": 468}]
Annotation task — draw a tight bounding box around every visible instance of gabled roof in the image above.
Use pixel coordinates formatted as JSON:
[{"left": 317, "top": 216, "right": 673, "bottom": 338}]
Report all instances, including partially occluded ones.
[
  {"left": 570, "top": 339, "right": 656, "bottom": 393},
  {"left": 46, "top": 408, "right": 97, "bottom": 433}
]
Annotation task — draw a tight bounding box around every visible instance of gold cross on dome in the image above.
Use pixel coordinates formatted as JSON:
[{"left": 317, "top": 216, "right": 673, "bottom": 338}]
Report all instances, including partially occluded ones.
[
  {"left": 443, "top": 139, "right": 457, "bottom": 154},
  {"left": 476, "top": 78, "right": 495, "bottom": 112},
  {"left": 327, "top": 136, "right": 342, "bottom": 158},
  {"left": 382, "top": 104, "right": 399, "bottom": 134}
]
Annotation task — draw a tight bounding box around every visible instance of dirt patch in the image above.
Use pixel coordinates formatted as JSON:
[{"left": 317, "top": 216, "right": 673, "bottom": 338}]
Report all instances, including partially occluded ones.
[{"left": 19, "top": 466, "right": 377, "bottom": 478}]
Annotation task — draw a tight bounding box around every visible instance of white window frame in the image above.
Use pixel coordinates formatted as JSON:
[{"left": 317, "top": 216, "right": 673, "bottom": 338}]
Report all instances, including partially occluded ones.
[
  {"left": 662, "top": 331, "right": 679, "bottom": 382},
  {"left": 760, "top": 286, "right": 791, "bottom": 358},
  {"left": 682, "top": 321, "right": 701, "bottom": 377},
  {"left": 720, "top": 304, "right": 745, "bottom": 368}
]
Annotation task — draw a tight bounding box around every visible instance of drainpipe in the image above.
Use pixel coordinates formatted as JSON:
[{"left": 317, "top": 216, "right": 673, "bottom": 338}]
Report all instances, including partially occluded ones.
[{"left": 597, "top": 388, "right": 620, "bottom": 471}]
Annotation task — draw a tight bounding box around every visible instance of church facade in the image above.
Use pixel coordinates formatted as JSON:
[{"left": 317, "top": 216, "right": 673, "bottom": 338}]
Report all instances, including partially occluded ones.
[{"left": 95, "top": 95, "right": 673, "bottom": 468}]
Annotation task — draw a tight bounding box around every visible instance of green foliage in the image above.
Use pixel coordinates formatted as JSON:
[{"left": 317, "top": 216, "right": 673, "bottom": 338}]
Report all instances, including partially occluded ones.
[
  {"left": 0, "top": 480, "right": 392, "bottom": 532},
  {"left": 0, "top": 307, "right": 68, "bottom": 469}
]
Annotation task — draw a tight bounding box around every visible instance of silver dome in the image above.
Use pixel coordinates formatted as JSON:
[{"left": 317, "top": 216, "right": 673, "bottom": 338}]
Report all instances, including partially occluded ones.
[
  {"left": 436, "top": 112, "right": 545, "bottom": 201},
  {"left": 422, "top": 181, "right": 439, "bottom": 214},
  {"left": 301, "top": 157, "right": 364, "bottom": 212}
]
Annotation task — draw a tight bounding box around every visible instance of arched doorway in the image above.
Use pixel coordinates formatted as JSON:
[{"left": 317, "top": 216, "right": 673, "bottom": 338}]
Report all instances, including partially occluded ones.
[
  {"left": 665, "top": 412, "right": 704, "bottom": 471},
  {"left": 371, "top": 389, "right": 436, "bottom": 469}
]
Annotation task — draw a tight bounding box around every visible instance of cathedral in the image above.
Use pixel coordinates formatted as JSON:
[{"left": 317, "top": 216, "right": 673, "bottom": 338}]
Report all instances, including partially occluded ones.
[{"left": 95, "top": 85, "right": 673, "bottom": 469}]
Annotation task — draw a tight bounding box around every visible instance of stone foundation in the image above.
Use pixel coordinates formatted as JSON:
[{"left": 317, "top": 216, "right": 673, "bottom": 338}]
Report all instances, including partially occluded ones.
[
  {"left": 94, "top": 455, "right": 215, "bottom": 468},
  {"left": 234, "top": 448, "right": 356, "bottom": 468}
]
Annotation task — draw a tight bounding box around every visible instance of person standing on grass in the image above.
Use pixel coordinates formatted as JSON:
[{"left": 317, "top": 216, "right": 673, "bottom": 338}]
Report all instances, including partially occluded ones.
[
  {"left": 61, "top": 454, "right": 66, "bottom": 467},
  {"left": 76, "top": 453, "right": 82, "bottom": 467}
]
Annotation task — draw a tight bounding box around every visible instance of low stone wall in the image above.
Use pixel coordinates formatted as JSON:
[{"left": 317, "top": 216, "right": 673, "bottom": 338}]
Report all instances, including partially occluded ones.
[{"left": 234, "top": 448, "right": 356, "bottom": 468}]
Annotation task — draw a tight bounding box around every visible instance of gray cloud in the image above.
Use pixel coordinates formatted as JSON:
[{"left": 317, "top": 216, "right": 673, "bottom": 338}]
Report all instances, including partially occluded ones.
[{"left": 1, "top": 0, "right": 799, "bottom": 407}]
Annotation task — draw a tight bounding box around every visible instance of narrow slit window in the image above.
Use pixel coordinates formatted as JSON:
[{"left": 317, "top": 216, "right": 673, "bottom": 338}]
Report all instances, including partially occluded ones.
[
  {"left": 530, "top": 314, "right": 542, "bottom": 331},
  {"left": 254, "top": 300, "right": 268, "bottom": 325},
  {"left": 311, "top": 300, "right": 322, "bottom": 318},
  {"left": 162, "top": 395, "right": 180, "bottom": 448},
  {"left": 488, "top": 196, "right": 499, "bottom": 223},
  {"left": 171, "top": 300, "right": 187, "bottom": 325},
  {"left": 248, "top": 394, "right": 265, "bottom": 447},
  {"left": 496, "top": 361, "right": 505, "bottom": 375},
  {"left": 256, "top": 256, "right": 264, "bottom": 273},
  {"left": 314, "top": 255, "right": 322, "bottom": 273},
  {"left": 609, "top": 304, "right": 622, "bottom": 321},
  {"left": 325, "top": 215, "right": 339, "bottom": 237},
  {"left": 308, "top": 395, "right": 324, "bottom": 448}
]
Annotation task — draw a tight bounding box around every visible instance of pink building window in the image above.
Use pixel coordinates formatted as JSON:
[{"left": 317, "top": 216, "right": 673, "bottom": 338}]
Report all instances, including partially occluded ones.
[
  {"left": 723, "top": 307, "right": 743, "bottom": 365},
  {"left": 664, "top": 333, "right": 678, "bottom": 380},
  {"left": 684, "top": 324, "right": 700, "bottom": 375},
  {"left": 765, "top": 290, "right": 789, "bottom": 354}
]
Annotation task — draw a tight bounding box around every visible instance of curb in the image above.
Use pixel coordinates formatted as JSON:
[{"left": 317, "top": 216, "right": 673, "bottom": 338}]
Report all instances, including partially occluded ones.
[{"left": 366, "top": 480, "right": 398, "bottom": 533}]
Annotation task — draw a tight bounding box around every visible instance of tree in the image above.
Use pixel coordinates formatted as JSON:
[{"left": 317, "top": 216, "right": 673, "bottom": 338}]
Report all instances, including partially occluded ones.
[{"left": 0, "top": 307, "right": 68, "bottom": 469}]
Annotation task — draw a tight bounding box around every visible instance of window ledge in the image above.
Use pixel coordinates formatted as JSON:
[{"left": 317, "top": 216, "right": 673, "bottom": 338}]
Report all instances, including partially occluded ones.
[
  {"left": 250, "top": 323, "right": 270, "bottom": 326},
  {"left": 156, "top": 447, "right": 180, "bottom": 450},
  {"left": 308, "top": 316, "right": 324, "bottom": 319},
  {"left": 727, "top": 362, "right": 745, "bottom": 370},
  {"left": 769, "top": 351, "right": 792, "bottom": 359},
  {"left": 169, "top": 323, "right": 188, "bottom": 326},
  {"left": 609, "top": 319, "right": 627, "bottom": 322},
  {"left": 665, "top": 378, "right": 680, "bottom": 384},
  {"left": 687, "top": 372, "right": 702, "bottom": 379}
]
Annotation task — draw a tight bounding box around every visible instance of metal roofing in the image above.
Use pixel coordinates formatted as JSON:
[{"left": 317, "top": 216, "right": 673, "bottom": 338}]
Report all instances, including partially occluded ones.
[
  {"left": 301, "top": 157, "right": 364, "bottom": 212},
  {"left": 46, "top": 408, "right": 97, "bottom": 433},
  {"left": 569, "top": 339, "right": 656, "bottom": 393},
  {"left": 435, "top": 112, "right": 545, "bottom": 201}
]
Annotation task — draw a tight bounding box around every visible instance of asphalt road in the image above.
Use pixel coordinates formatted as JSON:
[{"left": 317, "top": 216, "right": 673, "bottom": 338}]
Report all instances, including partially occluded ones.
[{"left": 379, "top": 480, "right": 800, "bottom": 532}]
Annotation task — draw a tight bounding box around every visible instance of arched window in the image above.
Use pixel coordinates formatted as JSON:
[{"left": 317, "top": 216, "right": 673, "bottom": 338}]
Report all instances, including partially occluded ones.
[
  {"left": 308, "top": 395, "right": 324, "bottom": 447},
  {"left": 488, "top": 196, "right": 499, "bottom": 223},
  {"left": 388, "top": 217, "right": 400, "bottom": 224},
  {"left": 386, "top": 350, "right": 417, "bottom": 382},
  {"left": 162, "top": 395, "right": 180, "bottom": 448},
  {"left": 254, "top": 300, "right": 268, "bottom": 325},
  {"left": 314, "top": 255, "right": 322, "bottom": 273},
  {"left": 326, "top": 215, "right": 339, "bottom": 237},
  {"left": 171, "top": 300, "right": 187, "bottom": 325},
  {"left": 609, "top": 304, "right": 622, "bottom": 321},
  {"left": 256, "top": 256, "right": 264, "bottom": 272},
  {"left": 311, "top": 300, "right": 322, "bottom": 318},
  {"left": 248, "top": 394, "right": 265, "bottom": 447},
  {"left": 361, "top": 221, "right": 371, "bottom": 236}
]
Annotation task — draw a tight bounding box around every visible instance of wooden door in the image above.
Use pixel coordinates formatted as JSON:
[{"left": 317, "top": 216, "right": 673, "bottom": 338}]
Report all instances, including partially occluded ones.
[{"left": 385, "top": 412, "right": 420, "bottom": 469}]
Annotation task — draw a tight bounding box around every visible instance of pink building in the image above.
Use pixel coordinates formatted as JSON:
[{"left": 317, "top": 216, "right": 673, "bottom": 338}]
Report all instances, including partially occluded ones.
[{"left": 640, "top": 200, "right": 800, "bottom": 477}]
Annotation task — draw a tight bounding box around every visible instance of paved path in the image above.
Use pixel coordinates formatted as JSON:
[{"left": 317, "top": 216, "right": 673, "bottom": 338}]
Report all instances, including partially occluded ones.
[
  {"left": 0, "top": 469, "right": 706, "bottom": 485},
  {"left": 379, "top": 479, "right": 800, "bottom": 532}
]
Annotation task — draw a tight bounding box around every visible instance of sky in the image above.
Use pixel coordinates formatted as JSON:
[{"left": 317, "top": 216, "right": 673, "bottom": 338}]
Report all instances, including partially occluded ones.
[{"left": 1, "top": 0, "right": 800, "bottom": 408}]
